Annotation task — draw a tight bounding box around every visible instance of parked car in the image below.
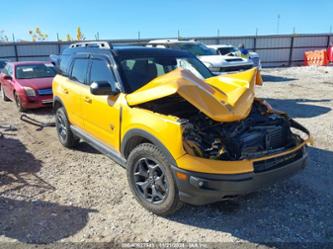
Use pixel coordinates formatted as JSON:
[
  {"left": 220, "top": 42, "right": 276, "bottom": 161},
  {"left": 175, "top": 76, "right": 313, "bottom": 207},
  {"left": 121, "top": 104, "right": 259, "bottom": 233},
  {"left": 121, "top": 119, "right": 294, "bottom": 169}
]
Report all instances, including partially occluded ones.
[
  {"left": 147, "top": 39, "right": 254, "bottom": 74},
  {"left": 209, "top": 44, "right": 262, "bottom": 68},
  {"left": 52, "top": 41, "right": 311, "bottom": 216},
  {"left": 0, "top": 61, "right": 56, "bottom": 111}
]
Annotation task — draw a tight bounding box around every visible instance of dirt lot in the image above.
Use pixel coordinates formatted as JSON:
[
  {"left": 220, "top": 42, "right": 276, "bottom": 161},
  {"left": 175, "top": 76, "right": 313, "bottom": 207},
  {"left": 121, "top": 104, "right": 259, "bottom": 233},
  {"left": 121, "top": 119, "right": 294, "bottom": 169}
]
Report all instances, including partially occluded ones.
[{"left": 0, "top": 66, "right": 332, "bottom": 248}]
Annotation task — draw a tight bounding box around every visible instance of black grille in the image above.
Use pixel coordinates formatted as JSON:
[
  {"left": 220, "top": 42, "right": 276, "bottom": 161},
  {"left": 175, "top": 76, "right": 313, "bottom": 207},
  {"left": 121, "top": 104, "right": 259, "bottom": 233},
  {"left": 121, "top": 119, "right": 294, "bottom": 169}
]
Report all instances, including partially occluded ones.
[
  {"left": 253, "top": 148, "right": 304, "bottom": 173},
  {"left": 266, "top": 127, "right": 287, "bottom": 149}
]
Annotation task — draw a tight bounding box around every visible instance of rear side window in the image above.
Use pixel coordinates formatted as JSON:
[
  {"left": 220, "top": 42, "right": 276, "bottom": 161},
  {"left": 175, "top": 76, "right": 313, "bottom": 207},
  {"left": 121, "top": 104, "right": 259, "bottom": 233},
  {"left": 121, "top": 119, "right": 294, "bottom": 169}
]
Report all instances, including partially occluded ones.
[
  {"left": 89, "top": 59, "right": 116, "bottom": 89},
  {"left": 71, "top": 59, "right": 89, "bottom": 83},
  {"left": 59, "top": 54, "right": 71, "bottom": 75}
]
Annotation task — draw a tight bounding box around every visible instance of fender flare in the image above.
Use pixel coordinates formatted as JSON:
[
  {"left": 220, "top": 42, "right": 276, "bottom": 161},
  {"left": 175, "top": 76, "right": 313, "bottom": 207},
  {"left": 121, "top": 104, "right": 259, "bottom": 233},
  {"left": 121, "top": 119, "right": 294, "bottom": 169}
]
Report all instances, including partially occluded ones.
[{"left": 121, "top": 128, "right": 177, "bottom": 165}]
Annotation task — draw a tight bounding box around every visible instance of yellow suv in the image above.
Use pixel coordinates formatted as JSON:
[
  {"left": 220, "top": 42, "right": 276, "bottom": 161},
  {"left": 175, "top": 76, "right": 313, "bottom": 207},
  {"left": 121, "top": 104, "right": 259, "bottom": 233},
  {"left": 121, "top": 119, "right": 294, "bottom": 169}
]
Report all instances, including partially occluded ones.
[{"left": 52, "top": 42, "right": 311, "bottom": 216}]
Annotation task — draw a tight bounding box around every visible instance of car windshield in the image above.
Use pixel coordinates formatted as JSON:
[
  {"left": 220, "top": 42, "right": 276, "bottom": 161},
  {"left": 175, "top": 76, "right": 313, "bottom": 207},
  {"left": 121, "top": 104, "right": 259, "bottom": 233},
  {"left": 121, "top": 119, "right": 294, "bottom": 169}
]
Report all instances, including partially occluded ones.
[
  {"left": 217, "top": 47, "right": 238, "bottom": 55},
  {"left": 16, "top": 63, "right": 56, "bottom": 79},
  {"left": 117, "top": 55, "right": 213, "bottom": 93},
  {"left": 169, "top": 43, "right": 216, "bottom": 56}
]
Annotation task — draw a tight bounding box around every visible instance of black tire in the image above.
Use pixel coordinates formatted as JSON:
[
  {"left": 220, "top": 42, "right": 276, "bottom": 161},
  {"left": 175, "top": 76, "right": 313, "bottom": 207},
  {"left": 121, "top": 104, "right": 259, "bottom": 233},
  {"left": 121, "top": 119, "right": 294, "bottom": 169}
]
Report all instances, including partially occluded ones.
[
  {"left": 55, "top": 107, "right": 79, "bottom": 148},
  {"left": 127, "top": 143, "right": 183, "bottom": 216},
  {"left": 0, "top": 85, "right": 10, "bottom": 102},
  {"left": 14, "top": 92, "right": 25, "bottom": 112}
]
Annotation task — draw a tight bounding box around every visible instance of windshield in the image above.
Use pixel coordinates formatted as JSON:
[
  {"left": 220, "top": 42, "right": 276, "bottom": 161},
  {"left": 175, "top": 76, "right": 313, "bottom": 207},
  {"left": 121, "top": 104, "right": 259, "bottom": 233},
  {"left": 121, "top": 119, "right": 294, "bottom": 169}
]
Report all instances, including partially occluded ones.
[
  {"left": 117, "top": 55, "right": 213, "bottom": 93},
  {"left": 16, "top": 64, "right": 56, "bottom": 79},
  {"left": 169, "top": 43, "right": 216, "bottom": 56},
  {"left": 217, "top": 47, "right": 238, "bottom": 55}
]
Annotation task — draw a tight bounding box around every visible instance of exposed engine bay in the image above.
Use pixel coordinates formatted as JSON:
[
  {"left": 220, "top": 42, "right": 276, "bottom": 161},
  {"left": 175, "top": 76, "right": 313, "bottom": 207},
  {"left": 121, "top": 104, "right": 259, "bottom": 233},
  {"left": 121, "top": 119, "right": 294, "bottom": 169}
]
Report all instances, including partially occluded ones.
[{"left": 138, "top": 94, "right": 308, "bottom": 161}]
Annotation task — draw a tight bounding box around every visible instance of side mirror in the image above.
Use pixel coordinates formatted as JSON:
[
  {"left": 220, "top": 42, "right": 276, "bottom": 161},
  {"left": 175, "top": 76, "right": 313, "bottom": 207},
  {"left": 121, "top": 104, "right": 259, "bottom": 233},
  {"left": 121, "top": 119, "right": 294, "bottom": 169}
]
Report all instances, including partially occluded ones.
[
  {"left": 3, "top": 75, "right": 12, "bottom": 80},
  {"left": 90, "top": 81, "right": 119, "bottom": 96}
]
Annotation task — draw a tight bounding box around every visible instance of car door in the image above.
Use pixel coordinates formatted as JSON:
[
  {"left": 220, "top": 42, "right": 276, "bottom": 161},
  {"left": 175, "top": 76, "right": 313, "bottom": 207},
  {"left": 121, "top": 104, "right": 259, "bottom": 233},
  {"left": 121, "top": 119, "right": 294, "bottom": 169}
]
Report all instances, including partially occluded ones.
[
  {"left": 81, "top": 55, "right": 121, "bottom": 150},
  {"left": 61, "top": 55, "right": 90, "bottom": 129}
]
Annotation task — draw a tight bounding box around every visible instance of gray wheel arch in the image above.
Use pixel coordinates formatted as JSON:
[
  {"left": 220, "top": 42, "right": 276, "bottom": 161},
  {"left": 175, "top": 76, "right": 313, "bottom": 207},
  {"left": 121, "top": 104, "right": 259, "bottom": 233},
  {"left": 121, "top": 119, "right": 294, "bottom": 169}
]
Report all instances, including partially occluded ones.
[{"left": 121, "top": 129, "right": 177, "bottom": 165}]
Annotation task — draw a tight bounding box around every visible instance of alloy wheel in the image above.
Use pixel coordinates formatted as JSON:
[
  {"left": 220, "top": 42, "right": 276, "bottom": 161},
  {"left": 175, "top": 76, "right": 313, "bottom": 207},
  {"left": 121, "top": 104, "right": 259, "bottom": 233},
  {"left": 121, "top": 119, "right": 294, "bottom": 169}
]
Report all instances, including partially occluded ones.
[
  {"left": 56, "top": 113, "right": 67, "bottom": 142},
  {"left": 133, "top": 157, "right": 169, "bottom": 204}
]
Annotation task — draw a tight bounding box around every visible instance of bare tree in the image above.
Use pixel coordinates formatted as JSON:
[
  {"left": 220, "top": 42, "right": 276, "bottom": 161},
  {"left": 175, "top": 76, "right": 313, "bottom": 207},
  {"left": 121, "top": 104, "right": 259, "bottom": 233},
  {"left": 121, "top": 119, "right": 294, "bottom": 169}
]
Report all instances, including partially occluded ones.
[
  {"left": 76, "top": 27, "right": 85, "bottom": 41},
  {"left": 0, "top": 30, "right": 9, "bottom": 42},
  {"left": 28, "top": 27, "right": 48, "bottom": 42}
]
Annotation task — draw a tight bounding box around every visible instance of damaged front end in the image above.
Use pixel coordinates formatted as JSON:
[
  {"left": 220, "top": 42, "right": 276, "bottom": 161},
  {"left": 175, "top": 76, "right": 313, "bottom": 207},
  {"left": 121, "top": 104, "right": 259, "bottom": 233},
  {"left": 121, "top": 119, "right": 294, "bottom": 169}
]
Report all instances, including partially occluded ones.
[
  {"left": 126, "top": 68, "right": 311, "bottom": 162},
  {"left": 181, "top": 99, "right": 310, "bottom": 161}
]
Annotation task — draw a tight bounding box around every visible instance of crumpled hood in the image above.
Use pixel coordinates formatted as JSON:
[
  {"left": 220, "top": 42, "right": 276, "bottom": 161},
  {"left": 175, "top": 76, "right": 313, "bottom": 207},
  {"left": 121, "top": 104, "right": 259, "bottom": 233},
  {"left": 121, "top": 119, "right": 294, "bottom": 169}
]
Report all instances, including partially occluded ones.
[{"left": 126, "top": 68, "right": 262, "bottom": 122}]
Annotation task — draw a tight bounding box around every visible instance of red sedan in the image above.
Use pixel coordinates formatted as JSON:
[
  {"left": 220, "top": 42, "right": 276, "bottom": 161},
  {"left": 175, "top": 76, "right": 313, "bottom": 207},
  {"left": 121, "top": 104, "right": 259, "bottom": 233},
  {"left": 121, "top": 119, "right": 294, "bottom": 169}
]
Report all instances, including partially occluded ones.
[{"left": 0, "top": 61, "right": 56, "bottom": 111}]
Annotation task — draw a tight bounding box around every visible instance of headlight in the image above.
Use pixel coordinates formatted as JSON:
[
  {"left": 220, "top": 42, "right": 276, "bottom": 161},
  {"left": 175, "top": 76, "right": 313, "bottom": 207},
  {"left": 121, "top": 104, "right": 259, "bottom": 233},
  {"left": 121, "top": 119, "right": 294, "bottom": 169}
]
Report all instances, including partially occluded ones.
[{"left": 23, "top": 87, "right": 36, "bottom": 97}]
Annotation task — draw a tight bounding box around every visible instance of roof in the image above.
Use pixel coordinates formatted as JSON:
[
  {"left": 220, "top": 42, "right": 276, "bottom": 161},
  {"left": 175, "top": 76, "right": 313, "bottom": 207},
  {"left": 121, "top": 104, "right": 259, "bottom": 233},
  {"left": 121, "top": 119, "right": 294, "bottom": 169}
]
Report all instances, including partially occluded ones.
[
  {"left": 148, "top": 39, "right": 197, "bottom": 44},
  {"left": 8, "top": 61, "right": 50, "bottom": 66},
  {"left": 112, "top": 47, "right": 192, "bottom": 57},
  {"left": 208, "top": 44, "right": 235, "bottom": 49},
  {"left": 62, "top": 44, "right": 193, "bottom": 58}
]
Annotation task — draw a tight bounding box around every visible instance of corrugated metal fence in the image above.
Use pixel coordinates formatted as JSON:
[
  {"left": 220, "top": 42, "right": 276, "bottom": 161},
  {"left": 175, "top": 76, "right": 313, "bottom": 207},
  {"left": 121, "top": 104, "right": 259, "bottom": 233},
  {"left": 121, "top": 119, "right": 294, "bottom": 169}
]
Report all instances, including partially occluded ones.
[{"left": 0, "top": 33, "right": 332, "bottom": 67}]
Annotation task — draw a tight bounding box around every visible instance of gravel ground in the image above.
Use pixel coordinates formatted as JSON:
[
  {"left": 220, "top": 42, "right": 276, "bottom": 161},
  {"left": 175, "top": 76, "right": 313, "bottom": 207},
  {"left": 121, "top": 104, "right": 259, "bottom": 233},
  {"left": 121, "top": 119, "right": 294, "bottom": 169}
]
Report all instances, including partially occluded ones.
[{"left": 0, "top": 66, "right": 332, "bottom": 248}]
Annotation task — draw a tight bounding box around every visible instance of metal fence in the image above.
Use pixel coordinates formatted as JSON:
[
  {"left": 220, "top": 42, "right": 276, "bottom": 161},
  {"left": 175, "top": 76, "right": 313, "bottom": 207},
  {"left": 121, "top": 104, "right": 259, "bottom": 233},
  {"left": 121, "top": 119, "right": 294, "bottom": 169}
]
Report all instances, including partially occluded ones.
[{"left": 0, "top": 33, "right": 332, "bottom": 67}]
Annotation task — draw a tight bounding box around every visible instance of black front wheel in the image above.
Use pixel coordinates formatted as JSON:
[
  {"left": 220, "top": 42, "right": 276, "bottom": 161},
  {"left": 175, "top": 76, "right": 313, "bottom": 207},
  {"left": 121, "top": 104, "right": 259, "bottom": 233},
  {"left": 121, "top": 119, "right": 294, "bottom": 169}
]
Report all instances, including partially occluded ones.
[
  {"left": 127, "top": 143, "right": 183, "bottom": 216},
  {"left": 14, "top": 93, "right": 25, "bottom": 112},
  {"left": 0, "top": 85, "right": 10, "bottom": 102},
  {"left": 55, "top": 107, "right": 79, "bottom": 148}
]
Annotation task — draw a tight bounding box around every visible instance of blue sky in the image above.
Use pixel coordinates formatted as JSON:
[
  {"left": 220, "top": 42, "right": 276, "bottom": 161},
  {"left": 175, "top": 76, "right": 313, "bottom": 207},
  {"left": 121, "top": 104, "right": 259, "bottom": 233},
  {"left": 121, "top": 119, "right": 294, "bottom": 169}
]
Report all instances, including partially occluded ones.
[{"left": 3, "top": 0, "right": 333, "bottom": 41}]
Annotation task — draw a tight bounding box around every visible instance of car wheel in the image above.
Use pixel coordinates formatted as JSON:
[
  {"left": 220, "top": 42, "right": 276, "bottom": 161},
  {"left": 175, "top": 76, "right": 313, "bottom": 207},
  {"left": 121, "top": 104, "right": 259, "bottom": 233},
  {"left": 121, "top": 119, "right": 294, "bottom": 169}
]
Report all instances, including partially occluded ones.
[
  {"left": 127, "top": 143, "right": 183, "bottom": 216},
  {"left": 14, "top": 93, "right": 25, "bottom": 112},
  {"left": 55, "top": 107, "right": 79, "bottom": 148},
  {"left": 0, "top": 85, "right": 10, "bottom": 102}
]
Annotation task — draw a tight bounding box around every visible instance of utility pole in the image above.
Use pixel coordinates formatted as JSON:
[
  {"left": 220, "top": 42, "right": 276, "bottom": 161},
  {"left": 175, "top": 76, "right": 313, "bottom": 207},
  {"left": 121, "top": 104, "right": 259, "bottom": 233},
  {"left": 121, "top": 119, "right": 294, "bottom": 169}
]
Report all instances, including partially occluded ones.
[
  {"left": 293, "top": 27, "right": 296, "bottom": 34},
  {"left": 56, "top": 33, "right": 60, "bottom": 41},
  {"left": 255, "top": 28, "right": 258, "bottom": 36},
  {"left": 138, "top": 31, "right": 141, "bottom": 40},
  {"left": 217, "top": 29, "right": 220, "bottom": 37},
  {"left": 12, "top": 33, "right": 15, "bottom": 42},
  {"left": 177, "top": 30, "right": 180, "bottom": 40}
]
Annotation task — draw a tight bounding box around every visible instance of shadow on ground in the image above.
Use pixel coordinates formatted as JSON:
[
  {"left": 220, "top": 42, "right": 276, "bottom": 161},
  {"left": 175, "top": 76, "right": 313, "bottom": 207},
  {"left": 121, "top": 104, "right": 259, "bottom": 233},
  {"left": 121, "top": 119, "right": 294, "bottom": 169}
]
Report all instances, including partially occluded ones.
[
  {"left": 261, "top": 74, "right": 297, "bottom": 82},
  {"left": 75, "top": 142, "right": 101, "bottom": 154},
  {"left": 169, "top": 146, "right": 333, "bottom": 246},
  {"left": 23, "top": 107, "right": 53, "bottom": 116},
  {"left": 0, "top": 136, "right": 96, "bottom": 244},
  {"left": 264, "top": 98, "right": 332, "bottom": 118}
]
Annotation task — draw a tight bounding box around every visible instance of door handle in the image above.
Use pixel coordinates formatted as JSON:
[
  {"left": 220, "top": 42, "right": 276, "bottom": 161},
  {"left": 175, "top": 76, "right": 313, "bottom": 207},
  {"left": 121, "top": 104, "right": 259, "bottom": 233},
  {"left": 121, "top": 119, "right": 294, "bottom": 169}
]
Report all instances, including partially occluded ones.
[
  {"left": 84, "top": 96, "right": 92, "bottom": 103},
  {"left": 63, "top": 88, "right": 69, "bottom": 94}
]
